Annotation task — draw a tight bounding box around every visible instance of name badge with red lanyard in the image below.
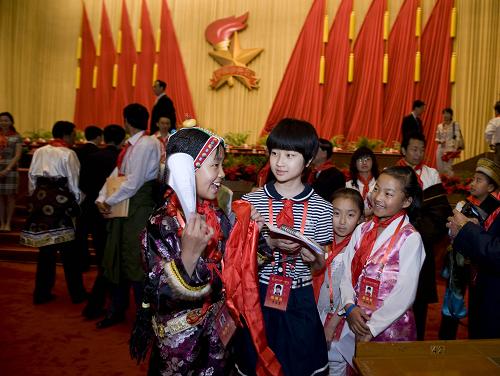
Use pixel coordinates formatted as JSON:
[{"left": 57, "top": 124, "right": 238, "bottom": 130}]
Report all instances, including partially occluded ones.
[
  {"left": 264, "top": 200, "right": 308, "bottom": 311},
  {"left": 324, "top": 261, "right": 344, "bottom": 341},
  {"left": 358, "top": 217, "right": 405, "bottom": 311}
]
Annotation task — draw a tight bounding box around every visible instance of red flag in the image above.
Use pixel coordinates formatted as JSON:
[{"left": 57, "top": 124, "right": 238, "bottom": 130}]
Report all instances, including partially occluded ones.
[
  {"left": 262, "top": 0, "right": 325, "bottom": 134},
  {"left": 344, "top": 0, "right": 386, "bottom": 141},
  {"left": 319, "top": 0, "right": 353, "bottom": 139},
  {"left": 74, "top": 5, "right": 96, "bottom": 130},
  {"left": 111, "top": 0, "right": 137, "bottom": 123},
  {"left": 157, "top": 0, "right": 197, "bottom": 125},
  {"left": 134, "top": 0, "right": 155, "bottom": 110},
  {"left": 416, "top": 0, "right": 453, "bottom": 167},
  {"left": 95, "top": 3, "right": 116, "bottom": 126},
  {"left": 382, "top": 0, "right": 419, "bottom": 147}
]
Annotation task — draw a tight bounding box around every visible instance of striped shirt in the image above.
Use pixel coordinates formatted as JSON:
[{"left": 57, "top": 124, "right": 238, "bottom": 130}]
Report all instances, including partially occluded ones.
[{"left": 242, "top": 183, "right": 334, "bottom": 288}]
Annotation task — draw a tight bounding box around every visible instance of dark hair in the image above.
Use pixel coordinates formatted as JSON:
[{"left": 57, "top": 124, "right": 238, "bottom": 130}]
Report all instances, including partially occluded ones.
[
  {"left": 103, "top": 124, "right": 126, "bottom": 145},
  {"left": 379, "top": 166, "right": 422, "bottom": 221},
  {"left": 266, "top": 118, "right": 319, "bottom": 164},
  {"left": 155, "top": 80, "right": 167, "bottom": 90},
  {"left": 52, "top": 121, "right": 75, "bottom": 139},
  {"left": 412, "top": 100, "right": 425, "bottom": 109},
  {"left": 494, "top": 101, "right": 500, "bottom": 114},
  {"left": 442, "top": 107, "right": 453, "bottom": 118},
  {"left": 349, "top": 147, "right": 379, "bottom": 189},
  {"left": 318, "top": 138, "right": 333, "bottom": 159},
  {"left": 123, "top": 103, "right": 149, "bottom": 130},
  {"left": 84, "top": 125, "right": 103, "bottom": 141},
  {"left": 331, "top": 188, "right": 364, "bottom": 217},
  {"left": 0, "top": 112, "right": 16, "bottom": 133},
  {"left": 401, "top": 131, "right": 426, "bottom": 151}
]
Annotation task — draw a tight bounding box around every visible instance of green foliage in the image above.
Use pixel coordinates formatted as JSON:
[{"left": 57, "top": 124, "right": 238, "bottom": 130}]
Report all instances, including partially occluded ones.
[
  {"left": 355, "top": 137, "right": 385, "bottom": 151},
  {"left": 330, "top": 135, "right": 345, "bottom": 148},
  {"left": 223, "top": 132, "right": 250, "bottom": 147},
  {"left": 223, "top": 154, "right": 267, "bottom": 182}
]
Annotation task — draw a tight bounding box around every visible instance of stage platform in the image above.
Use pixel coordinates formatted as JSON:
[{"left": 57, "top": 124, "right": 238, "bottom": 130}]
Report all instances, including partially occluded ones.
[{"left": 355, "top": 339, "right": 500, "bottom": 375}]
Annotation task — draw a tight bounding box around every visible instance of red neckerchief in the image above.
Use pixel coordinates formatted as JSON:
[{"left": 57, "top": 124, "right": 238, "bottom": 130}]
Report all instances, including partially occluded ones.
[
  {"left": 485, "top": 206, "right": 500, "bottom": 231},
  {"left": 312, "top": 235, "right": 352, "bottom": 302},
  {"left": 196, "top": 199, "right": 223, "bottom": 262},
  {"left": 116, "top": 141, "right": 131, "bottom": 172},
  {"left": 0, "top": 129, "right": 16, "bottom": 148},
  {"left": 49, "top": 139, "right": 70, "bottom": 148},
  {"left": 0, "top": 135, "right": 7, "bottom": 149},
  {"left": 351, "top": 210, "right": 405, "bottom": 286},
  {"left": 276, "top": 199, "right": 294, "bottom": 228},
  {"left": 397, "top": 158, "right": 424, "bottom": 187},
  {"left": 307, "top": 160, "right": 335, "bottom": 184},
  {"left": 357, "top": 174, "right": 373, "bottom": 199},
  {"left": 466, "top": 195, "right": 481, "bottom": 207}
]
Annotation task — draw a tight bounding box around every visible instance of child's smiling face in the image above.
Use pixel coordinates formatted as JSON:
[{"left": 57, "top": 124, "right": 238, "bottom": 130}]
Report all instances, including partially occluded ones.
[{"left": 269, "top": 149, "right": 306, "bottom": 185}]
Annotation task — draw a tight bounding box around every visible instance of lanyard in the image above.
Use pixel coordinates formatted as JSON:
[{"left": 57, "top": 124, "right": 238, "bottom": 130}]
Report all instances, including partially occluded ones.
[
  {"left": 268, "top": 199, "right": 309, "bottom": 277},
  {"left": 327, "top": 262, "right": 335, "bottom": 311},
  {"left": 366, "top": 216, "right": 406, "bottom": 280}
]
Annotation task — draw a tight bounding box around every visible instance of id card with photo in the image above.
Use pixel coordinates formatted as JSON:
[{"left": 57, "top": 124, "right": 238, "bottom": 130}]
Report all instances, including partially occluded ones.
[
  {"left": 214, "top": 304, "right": 237, "bottom": 347},
  {"left": 358, "top": 276, "right": 380, "bottom": 310},
  {"left": 264, "top": 274, "right": 292, "bottom": 311}
]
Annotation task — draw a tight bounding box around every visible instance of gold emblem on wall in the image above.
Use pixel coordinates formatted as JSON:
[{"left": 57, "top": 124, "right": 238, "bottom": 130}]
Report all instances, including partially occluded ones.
[{"left": 205, "top": 13, "right": 263, "bottom": 90}]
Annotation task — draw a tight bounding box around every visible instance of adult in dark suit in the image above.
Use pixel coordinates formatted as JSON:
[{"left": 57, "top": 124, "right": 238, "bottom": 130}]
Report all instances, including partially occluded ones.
[
  {"left": 150, "top": 80, "right": 176, "bottom": 135},
  {"left": 75, "top": 125, "right": 102, "bottom": 166},
  {"left": 75, "top": 126, "right": 103, "bottom": 270},
  {"left": 79, "top": 124, "right": 126, "bottom": 319},
  {"left": 401, "top": 100, "right": 425, "bottom": 142},
  {"left": 447, "top": 198, "right": 500, "bottom": 339}
]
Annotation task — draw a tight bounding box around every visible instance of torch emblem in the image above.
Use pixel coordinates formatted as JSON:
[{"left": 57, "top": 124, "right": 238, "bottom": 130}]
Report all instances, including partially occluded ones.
[{"left": 205, "top": 13, "right": 263, "bottom": 90}]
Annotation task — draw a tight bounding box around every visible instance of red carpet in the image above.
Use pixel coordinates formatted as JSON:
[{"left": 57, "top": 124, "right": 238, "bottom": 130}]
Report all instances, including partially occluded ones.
[
  {"left": 0, "top": 260, "right": 467, "bottom": 375},
  {"left": 0, "top": 261, "right": 148, "bottom": 376}
]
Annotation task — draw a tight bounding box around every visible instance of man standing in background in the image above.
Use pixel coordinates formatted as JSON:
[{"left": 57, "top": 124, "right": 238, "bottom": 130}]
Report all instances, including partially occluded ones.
[
  {"left": 401, "top": 100, "right": 425, "bottom": 142},
  {"left": 150, "top": 80, "right": 176, "bottom": 135}
]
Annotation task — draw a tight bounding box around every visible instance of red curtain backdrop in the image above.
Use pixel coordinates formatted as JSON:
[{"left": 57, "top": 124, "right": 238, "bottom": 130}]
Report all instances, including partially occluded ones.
[
  {"left": 95, "top": 3, "right": 116, "bottom": 127},
  {"left": 157, "top": 0, "right": 196, "bottom": 125},
  {"left": 111, "top": 0, "right": 136, "bottom": 124},
  {"left": 344, "top": 0, "right": 386, "bottom": 141},
  {"left": 318, "top": 0, "right": 353, "bottom": 140},
  {"left": 415, "top": 0, "right": 453, "bottom": 166},
  {"left": 262, "top": 0, "right": 325, "bottom": 134},
  {"left": 133, "top": 0, "right": 155, "bottom": 110},
  {"left": 74, "top": 6, "right": 96, "bottom": 130},
  {"left": 382, "top": 0, "right": 418, "bottom": 148}
]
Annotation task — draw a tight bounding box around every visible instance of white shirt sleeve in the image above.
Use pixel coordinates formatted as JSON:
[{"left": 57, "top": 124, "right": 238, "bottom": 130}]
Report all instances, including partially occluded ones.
[
  {"left": 28, "top": 148, "right": 39, "bottom": 196},
  {"left": 65, "top": 149, "right": 82, "bottom": 203},
  {"left": 485, "top": 119, "right": 496, "bottom": 144},
  {"left": 366, "top": 231, "right": 425, "bottom": 337},
  {"left": 104, "top": 137, "right": 160, "bottom": 206}
]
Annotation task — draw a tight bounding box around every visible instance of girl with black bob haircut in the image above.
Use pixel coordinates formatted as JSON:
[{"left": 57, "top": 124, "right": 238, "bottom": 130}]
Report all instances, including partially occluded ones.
[
  {"left": 266, "top": 118, "right": 319, "bottom": 166},
  {"left": 235, "top": 118, "right": 334, "bottom": 376}
]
